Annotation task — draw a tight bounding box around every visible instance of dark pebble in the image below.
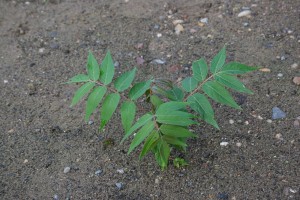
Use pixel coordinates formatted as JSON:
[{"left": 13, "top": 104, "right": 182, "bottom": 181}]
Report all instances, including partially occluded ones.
[
  {"left": 49, "top": 31, "right": 58, "bottom": 38},
  {"left": 50, "top": 42, "right": 59, "bottom": 49},
  {"left": 217, "top": 192, "right": 229, "bottom": 200}
]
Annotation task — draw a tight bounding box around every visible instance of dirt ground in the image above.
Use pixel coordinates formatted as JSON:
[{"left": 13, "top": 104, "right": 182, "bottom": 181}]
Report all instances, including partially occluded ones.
[{"left": 0, "top": 0, "right": 299, "bottom": 199}]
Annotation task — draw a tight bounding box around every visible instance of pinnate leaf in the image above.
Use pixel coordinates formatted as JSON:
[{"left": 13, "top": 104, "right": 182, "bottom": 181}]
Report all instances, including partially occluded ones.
[
  {"left": 182, "top": 77, "right": 198, "bottom": 92},
  {"left": 87, "top": 51, "right": 100, "bottom": 81},
  {"left": 121, "top": 101, "right": 136, "bottom": 133},
  {"left": 85, "top": 86, "right": 107, "bottom": 122},
  {"left": 139, "top": 130, "right": 159, "bottom": 160},
  {"left": 114, "top": 68, "right": 137, "bottom": 92},
  {"left": 71, "top": 82, "right": 95, "bottom": 107},
  {"left": 202, "top": 80, "right": 241, "bottom": 109},
  {"left": 221, "top": 62, "right": 258, "bottom": 74},
  {"left": 128, "top": 120, "right": 155, "bottom": 155},
  {"left": 192, "top": 58, "right": 208, "bottom": 81},
  {"left": 67, "top": 74, "right": 90, "bottom": 83},
  {"left": 121, "top": 113, "right": 153, "bottom": 143},
  {"left": 129, "top": 80, "right": 152, "bottom": 100},
  {"left": 210, "top": 46, "right": 226, "bottom": 73},
  {"left": 100, "top": 93, "right": 120, "bottom": 129},
  {"left": 100, "top": 51, "right": 114, "bottom": 85},
  {"left": 215, "top": 73, "right": 253, "bottom": 94},
  {"left": 160, "top": 124, "right": 197, "bottom": 138},
  {"left": 187, "top": 93, "right": 219, "bottom": 129}
]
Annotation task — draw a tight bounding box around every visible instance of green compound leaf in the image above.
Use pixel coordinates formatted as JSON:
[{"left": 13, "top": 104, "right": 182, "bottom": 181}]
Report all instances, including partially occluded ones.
[
  {"left": 100, "top": 93, "right": 120, "bottom": 129},
  {"left": 210, "top": 46, "right": 226, "bottom": 74},
  {"left": 221, "top": 62, "right": 258, "bottom": 74},
  {"left": 87, "top": 51, "right": 100, "bottom": 81},
  {"left": 187, "top": 93, "right": 219, "bottom": 129},
  {"left": 127, "top": 120, "right": 155, "bottom": 155},
  {"left": 129, "top": 80, "right": 152, "bottom": 100},
  {"left": 166, "top": 87, "right": 184, "bottom": 101},
  {"left": 162, "top": 135, "right": 187, "bottom": 148},
  {"left": 120, "top": 101, "right": 136, "bottom": 133},
  {"left": 160, "top": 124, "right": 197, "bottom": 138},
  {"left": 121, "top": 113, "right": 153, "bottom": 143},
  {"left": 182, "top": 77, "right": 198, "bottom": 92},
  {"left": 114, "top": 68, "right": 137, "bottom": 92},
  {"left": 100, "top": 51, "right": 115, "bottom": 85},
  {"left": 215, "top": 73, "right": 253, "bottom": 94},
  {"left": 202, "top": 80, "right": 241, "bottom": 109},
  {"left": 155, "top": 139, "right": 170, "bottom": 170},
  {"left": 85, "top": 86, "right": 107, "bottom": 122},
  {"left": 192, "top": 58, "right": 208, "bottom": 81},
  {"left": 67, "top": 74, "right": 90, "bottom": 84},
  {"left": 71, "top": 82, "right": 95, "bottom": 107},
  {"left": 139, "top": 130, "right": 159, "bottom": 160}
]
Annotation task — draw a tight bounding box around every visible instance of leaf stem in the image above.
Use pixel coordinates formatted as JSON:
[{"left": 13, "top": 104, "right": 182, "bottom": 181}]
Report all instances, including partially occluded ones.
[{"left": 183, "top": 74, "right": 214, "bottom": 101}]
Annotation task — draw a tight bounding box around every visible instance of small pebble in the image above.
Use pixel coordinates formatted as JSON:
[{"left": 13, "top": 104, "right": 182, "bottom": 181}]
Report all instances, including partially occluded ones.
[
  {"left": 53, "top": 194, "right": 59, "bottom": 200},
  {"left": 272, "top": 107, "right": 286, "bottom": 119},
  {"left": 136, "top": 57, "right": 145, "bottom": 65},
  {"left": 157, "top": 33, "right": 162, "bottom": 38},
  {"left": 236, "top": 142, "right": 242, "bottom": 147},
  {"left": 172, "top": 20, "right": 184, "bottom": 25},
  {"left": 115, "top": 182, "right": 123, "bottom": 189},
  {"left": 275, "top": 133, "right": 283, "bottom": 140},
  {"left": 289, "top": 188, "right": 297, "bottom": 193},
  {"left": 64, "top": 167, "right": 71, "bottom": 173},
  {"left": 280, "top": 56, "right": 286, "bottom": 61},
  {"left": 88, "top": 120, "right": 94, "bottom": 125},
  {"left": 175, "top": 24, "right": 184, "bottom": 35},
  {"left": 238, "top": 10, "right": 251, "bottom": 17},
  {"left": 155, "top": 178, "right": 160, "bottom": 184},
  {"left": 229, "top": 119, "right": 234, "bottom": 124},
  {"left": 153, "top": 24, "right": 160, "bottom": 29},
  {"left": 95, "top": 169, "right": 102, "bottom": 176},
  {"left": 8, "top": 129, "right": 14, "bottom": 133},
  {"left": 152, "top": 59, "right": 166, "bottom": 64},
  {"left": 23, "top": 159, "right": 28, "bottom": 163},
  {"left": 277, "top": 73, "right": 283, "bottom": 78},
  {"left": 292, "top": 77, "right": 300, "bottom": 85},
  {"left": 244, "top": 121, "right": 249, "bottom": 125},
  {"left": 217, "top": 192, "right": 229, "bottom": 200},
  {"left": 266, "top": 119, "right": 272, "bottom": 123},
  {"left": 243, "top": 22, "right": 249, "bottom": 27},
  {"left": 4, "top": 80, "right": 8, "bottom": 83},
  {"left": 291, "top": 63, "right": 298, "bottom": 69},
  {"left": 200, "top": 18, "right": 208, "bottom": 24},
  {"left": 25, "top": 1, "right": 30, "bottom": 5},
  {"left": 39, "top": 48, "right": 45, "bottom": 53},
  {"left": 117, "top": 169, "right": 124, "bottom": 174},
  {"left": 50, "top": 42, "right": 59, "bottom": 49},
  {"left": 220, "top": 142, "right": 229, "bottom": 146},
  {"left": 114, "top": 61, "right": 120, "bottom": 68}
]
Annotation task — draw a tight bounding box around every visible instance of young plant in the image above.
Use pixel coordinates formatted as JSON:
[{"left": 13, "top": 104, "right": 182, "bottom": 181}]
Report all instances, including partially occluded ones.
[
  {"left": 173, "top": 157, "right": 189, "bottom": 169},
  {"left": 67, "top": 47, "right": 257, "bottom": 170}
]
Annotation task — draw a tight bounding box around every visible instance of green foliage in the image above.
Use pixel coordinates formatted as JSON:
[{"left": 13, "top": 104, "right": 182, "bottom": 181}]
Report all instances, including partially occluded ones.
[
  {"left": 67, "top": 47, "right": 257, "bottom": 170},
  {"left": 173, "top": 157, "right": 189, "bottom": 168}
]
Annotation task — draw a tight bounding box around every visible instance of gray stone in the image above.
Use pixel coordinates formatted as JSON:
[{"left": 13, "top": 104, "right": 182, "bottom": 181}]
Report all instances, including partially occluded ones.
[
  {"left": 272, "top": 107, "right": 286, "bottom": 119},
  {"left": 64, "top": 166, "right": 71, "bottom": 173},
  {"left": 95, "top": 169, "right": 102, "bottom": 176},
  {"left": 116, "top": 182, "right": 123, "bottom": 189}
]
